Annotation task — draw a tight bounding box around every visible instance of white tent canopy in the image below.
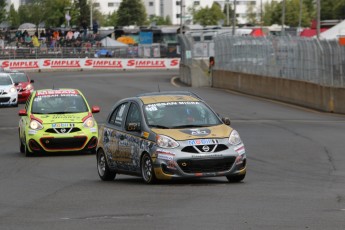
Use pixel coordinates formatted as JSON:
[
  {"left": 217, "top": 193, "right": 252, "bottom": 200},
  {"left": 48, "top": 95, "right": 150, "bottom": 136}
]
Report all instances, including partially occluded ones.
[
  {"left": 101, "top": 37, "right": 128, "bottom": 47},
  {"left": 320, "top": 20, "right": 345, "bottom": 40}
]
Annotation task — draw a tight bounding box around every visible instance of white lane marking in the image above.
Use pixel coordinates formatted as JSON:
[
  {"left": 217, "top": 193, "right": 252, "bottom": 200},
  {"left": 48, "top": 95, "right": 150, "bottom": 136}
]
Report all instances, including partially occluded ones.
[
  {"left": 0, "top": 127, "right": 17, "bottom": 130},
  {"left": 171, "top": 76, "right": 181, "bottom": 87}
]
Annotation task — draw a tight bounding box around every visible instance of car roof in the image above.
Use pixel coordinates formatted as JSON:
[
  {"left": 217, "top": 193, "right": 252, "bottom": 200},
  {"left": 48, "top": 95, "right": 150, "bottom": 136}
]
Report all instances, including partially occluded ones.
[
  {"left": 0, "top": 72, "right": 12, "bottom": 78},
  {"left": 137, "top": 91, "right": 203, "bottom": 104}
]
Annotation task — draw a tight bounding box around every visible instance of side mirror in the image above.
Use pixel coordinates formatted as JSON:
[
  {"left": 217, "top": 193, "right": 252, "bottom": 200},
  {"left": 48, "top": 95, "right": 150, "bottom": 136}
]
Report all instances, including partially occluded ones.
[
  {"left": 126, "top": 122, "right": 141, "bottom": 132},
  {"left": 91, "top": 106, "right": 100, "bottom": 113},
  {"left": 30, "top": 79, "right": 34, "bottom": 83},
  {"left": 19, "top": 109, "right": 27, "bottom": 116},
  {"left": 222, "top": 117, "right": 231, "bottom": 126}
]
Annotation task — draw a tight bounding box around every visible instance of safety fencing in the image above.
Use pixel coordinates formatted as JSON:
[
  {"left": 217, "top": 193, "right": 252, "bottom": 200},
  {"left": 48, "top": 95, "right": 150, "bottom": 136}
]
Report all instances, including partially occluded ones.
[
  {"left": 0, "top": 44, "right": 180, "bottom": 60},
  {"left": 0, "top": 58, "right": 180, "bottom": 71},
  {"left": 214, "top": 35, "right": 345, "bottom": 87}
]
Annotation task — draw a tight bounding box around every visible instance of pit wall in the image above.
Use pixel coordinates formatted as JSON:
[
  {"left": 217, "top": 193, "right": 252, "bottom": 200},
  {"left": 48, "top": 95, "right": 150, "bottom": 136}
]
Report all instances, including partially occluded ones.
[{"left": 212, "top": 70, "right": 345, "bottom": 114}]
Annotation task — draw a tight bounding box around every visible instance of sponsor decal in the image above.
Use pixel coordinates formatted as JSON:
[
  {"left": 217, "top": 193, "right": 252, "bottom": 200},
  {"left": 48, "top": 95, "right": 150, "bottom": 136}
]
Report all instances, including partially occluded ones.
[
  {"left": 90, "top": 127, "right": 97, "bottom": 133},
  {"left": 127, "top": 59, "right": 166, "bottom": 68},
  {"left": 43, "top": 60, "right": 81, "bottom": 68},
  {"left": 156, "top": 149, "right": 175, "bottom": 155},
  {"left": 170, "top": 59, "right": 179, "bottom": 67},
  {"left": 1, "top": 60, "right": 39, "bottom": 69},
  {"left": 187, "top": 139, "right": 216, "bottom": 145},
  {"left": 234, "top": 143, "right": 245, "bottom": 155},
  {"left": 84, "top": 59, "right": 123, "bottom": 68},
  {"left": 28, "top": 129, "right": 37, "bottom": 135},
  {"left": 181, "top": 128, "right": 211, "bottom": 137},
  {"left": 157, "top": 154, "right": 173, "bottom": 161},
  {"left": 141, "top": 131, "right": 150, "bottom": 139}
]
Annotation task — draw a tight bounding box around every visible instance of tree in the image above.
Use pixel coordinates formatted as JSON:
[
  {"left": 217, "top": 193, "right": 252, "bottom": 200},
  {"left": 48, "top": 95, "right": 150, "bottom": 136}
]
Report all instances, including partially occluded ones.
[
  {"left": 0, "top": 0, "right": 6, "bottom": 22},
  {"left": 334, "top": 0, "right": 345, "bottom": 19},
  {"left": 103, "top": 11, "right": 117, "bottom": 27},
  {"left": 193, "top": 3, "right": 225, "bottom": 26},
  {"left": 117, "top": 0, "right": 147, "bottom": 26},
  {"left": 246, "top": 3, "right": 257, "bottom": 25},
  {"left": 7, "top": 4, "right": 20, "bottom": 28}
]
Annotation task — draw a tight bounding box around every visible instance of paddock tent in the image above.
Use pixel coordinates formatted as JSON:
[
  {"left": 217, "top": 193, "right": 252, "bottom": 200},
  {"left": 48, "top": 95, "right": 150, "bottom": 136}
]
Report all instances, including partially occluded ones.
[
  {"left": 319, "top": 20, "right": 345, "bottom": 40},
  {"left": 101, "top": 37, "right": 128, "bottom": 47}
]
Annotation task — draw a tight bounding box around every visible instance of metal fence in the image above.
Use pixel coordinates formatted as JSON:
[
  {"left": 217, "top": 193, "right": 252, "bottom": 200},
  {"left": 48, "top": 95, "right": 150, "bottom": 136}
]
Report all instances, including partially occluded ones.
[
  {"left": 0, "top": 44, "right": 180, "bottom": 59},
  {"left": 214, "top": 35, "right": 345, "bottom": 87}
]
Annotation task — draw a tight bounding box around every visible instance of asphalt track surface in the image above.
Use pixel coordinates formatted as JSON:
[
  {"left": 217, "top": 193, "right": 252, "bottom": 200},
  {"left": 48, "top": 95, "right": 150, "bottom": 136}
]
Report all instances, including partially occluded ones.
[{"left": 0, "top": 70, "right": 344, "bottom": 230}]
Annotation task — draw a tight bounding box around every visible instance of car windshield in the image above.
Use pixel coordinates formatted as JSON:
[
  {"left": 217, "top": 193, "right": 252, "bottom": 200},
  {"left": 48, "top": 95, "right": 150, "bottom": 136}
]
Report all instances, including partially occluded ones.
[
  {"left": 0, "top": 76, "right": 12, "bottom": 85},
  {"left": 8, "top": 72, "right": 28, "bottom": 83},
  {"left": 144, "top": 101, "right": 222, "bottom": 128},
  {"left": 31, "top": 94, "right": 88, "bottom": 114}
]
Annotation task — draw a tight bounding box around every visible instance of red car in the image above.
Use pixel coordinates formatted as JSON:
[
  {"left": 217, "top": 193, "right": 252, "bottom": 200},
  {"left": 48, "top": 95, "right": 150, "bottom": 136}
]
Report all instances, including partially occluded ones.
[{"left": 7, "top": 71, "right": 34, "bottom": 103}]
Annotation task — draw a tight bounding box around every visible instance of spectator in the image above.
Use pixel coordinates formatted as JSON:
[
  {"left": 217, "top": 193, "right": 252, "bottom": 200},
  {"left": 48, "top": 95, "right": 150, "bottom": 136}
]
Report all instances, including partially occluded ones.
[
  {"left": 0, "top": 35, "right": 4, "bottom": 50},
  {"left": 92, "top": 20, "right": 98, "bottom": 36},
  {"left": 74, "top": 34, "right": 82, "bottom": 53},
  {"left": 66, "top": 29, "right": 74, "bottom": 40},
  {"left": 32, "top": 33, "right": 40, "bottom": 47},
  {"left": 81, "top": 20, "right": 88, "bottom": 39},
  {"left": 73, "top": 29, "right": 80, "bottom": 40},
  {"left": 24, "top": 34, "right": 32, "bottom": 47},
  {"left": 15, "top": 30, "right": 22, "bottom": 42}
]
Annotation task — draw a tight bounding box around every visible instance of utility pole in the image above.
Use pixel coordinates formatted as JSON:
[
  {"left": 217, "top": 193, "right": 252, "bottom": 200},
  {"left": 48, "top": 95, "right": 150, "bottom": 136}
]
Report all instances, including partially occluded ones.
[
  {"left": 316, "top": 0, "right": 321, "bottom": 39},
  {"left": 232, "top": 0, "right": 236, "bottom": 35},
  {"left": 297, "top": 0, "right": 302, "bottom": 36},
  {"left": 180, "top": 0, "right": 183, "bottom": 34},
  {"left": 90, "top": 0, "right": 93, "bottom": 29},
  {"left": 281, "top": 0, "right": 286, "bottom": 36},
  {"left": 226, "top": 0, "right": 229, "bottom": 26}
]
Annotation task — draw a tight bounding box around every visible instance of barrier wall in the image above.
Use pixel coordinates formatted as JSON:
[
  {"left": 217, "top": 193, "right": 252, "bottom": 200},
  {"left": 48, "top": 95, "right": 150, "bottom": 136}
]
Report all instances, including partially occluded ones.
[
  {"left": 0, "top": 58, "right": 180, "bottom": 71},
  {"left": 213, "top": 70, "right": 345, "bottom": 114}
]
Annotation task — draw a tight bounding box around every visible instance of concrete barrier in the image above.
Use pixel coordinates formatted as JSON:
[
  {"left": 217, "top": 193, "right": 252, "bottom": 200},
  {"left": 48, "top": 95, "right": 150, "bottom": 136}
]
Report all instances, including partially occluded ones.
[
  {"left": 179, "top": 59, "right": 211, "bottom": 87},
  {"left": 212, "top": 70, "right": 345, "bottom": 114}
]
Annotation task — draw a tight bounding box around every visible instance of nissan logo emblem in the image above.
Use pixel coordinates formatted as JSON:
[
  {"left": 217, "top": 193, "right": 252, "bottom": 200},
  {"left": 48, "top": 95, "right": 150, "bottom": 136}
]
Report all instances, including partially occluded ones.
[{"left": 202, "top": 145, "right": 210, "bottom": 152}]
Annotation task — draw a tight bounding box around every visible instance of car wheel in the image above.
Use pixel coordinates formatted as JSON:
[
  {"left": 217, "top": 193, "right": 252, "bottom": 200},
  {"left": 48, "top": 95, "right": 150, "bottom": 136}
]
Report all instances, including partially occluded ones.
[
  {"left": 97, "top": 149, "right": 116, "bottom": 181},
  {"left": 24, "top": 141, "right": 33, "bottom": 157},
  {"left": 226, "top": 173, "right": 246, "bottom": 183},
  {"left": 141, "top": 153, "right": 156, "bottom": 184},
  {"left": 19, "top": 135, "right": 25, "bottom": 153}
]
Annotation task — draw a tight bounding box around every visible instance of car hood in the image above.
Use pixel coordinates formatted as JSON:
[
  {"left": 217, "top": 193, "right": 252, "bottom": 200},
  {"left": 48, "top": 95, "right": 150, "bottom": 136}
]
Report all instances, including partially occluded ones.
[
  {"left": 151, "top": 124, "right": 232, "bottom": 141},
  {"left": 33, "top": 112, "right": 91, "bottom": 124},
  {"left": 0, "top": 85, "right": 13, "bottom": 90}
]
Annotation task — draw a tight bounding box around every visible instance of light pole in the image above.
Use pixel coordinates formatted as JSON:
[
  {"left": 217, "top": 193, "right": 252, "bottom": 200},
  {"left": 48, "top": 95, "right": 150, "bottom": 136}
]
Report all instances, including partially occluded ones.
[
  {"left": 226, "top": 0, "right": 229, "bottom": 26},
  {"left": 316, "top": 0, "right": 320, "bottom": 39},
  {"left": 90, "top": 0, "right": 93, "bottom": 30},
  {"left": 281, "top": 0, "right": 286, "bottom": 36},
  {"left": 232, "top": 0, "right": 237, "bottom": 35},
  {"left": 180, "top": 0, "right": 183, "bottom": 34}
]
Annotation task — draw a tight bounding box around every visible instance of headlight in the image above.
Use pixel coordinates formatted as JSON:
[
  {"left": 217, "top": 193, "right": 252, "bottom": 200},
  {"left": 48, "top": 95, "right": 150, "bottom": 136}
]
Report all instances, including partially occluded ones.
[
  {"left": 26, "top": 84, "right": 33, "bottom": 90},
  {"left": 9, "top": 87, "right": 17, "bottom": 93},
  {"left": 83, "top": 117, "right": 95, "bottom": 128},
  {"left": 30, "top": 119, "right": 43, "bottom": 130},
  {"left": 229, "top": 130, "right": 242, "bottom": 145},
  {"left": 156, "top": 135, "right": 179, "bottom": 148}
]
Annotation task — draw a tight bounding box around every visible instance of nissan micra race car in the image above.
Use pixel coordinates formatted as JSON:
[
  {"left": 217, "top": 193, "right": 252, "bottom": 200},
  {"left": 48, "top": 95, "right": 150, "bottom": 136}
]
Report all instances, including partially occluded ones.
[
  {"left": 97, "top": 91, "right": 246, "bottom": 184},
  {"left": 18, "top": 89, "right": 100, "bottom": 156},
  {"left": 0, "top": 72, "right": 18, "bottom": 107}
]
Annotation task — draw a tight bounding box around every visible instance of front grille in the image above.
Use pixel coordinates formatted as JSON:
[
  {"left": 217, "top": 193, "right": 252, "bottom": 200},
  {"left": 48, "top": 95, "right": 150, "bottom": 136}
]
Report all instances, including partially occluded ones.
[
  {"left": 0, "top": 92, "right": 8, "bottom": 95},
  {"left": 181, "top": 144, "right": 228, "bottom": 153},
  {"left": 45, "top": 127, "right": 82, "bottom": 134},
  {"left": 177, "top": 157, "right": 236, "bottom": 173},
  {"left": 40, "top": 136, "right": 87, "bottom": 150},
  {"left": 0, "top": 97, "right": 10, "bottom": 103}
]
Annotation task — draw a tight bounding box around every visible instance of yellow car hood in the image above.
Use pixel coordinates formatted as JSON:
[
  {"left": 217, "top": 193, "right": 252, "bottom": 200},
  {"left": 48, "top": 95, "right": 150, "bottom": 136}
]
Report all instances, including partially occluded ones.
[
  {"left": 152, "top": 124, "right": 232, "bottom": 141},
  {"left": 33, "top": 112, "right": 90, "bottom": 124}
]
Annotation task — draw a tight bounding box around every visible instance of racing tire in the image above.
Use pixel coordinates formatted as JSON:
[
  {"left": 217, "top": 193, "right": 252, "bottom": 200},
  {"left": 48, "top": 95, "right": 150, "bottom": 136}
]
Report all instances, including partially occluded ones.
[
  {"left": 226, "top": 173, "right": 246, "bottom": 183},
  {"left": 19, "top": 132, "right": 25, "bottom": 153},
  {"left": 141, "top": 153, "right": 157, "bottom": 184},
  {"left": 24, "top": 142, "right": 33, "bottom": 157},
  {"left": 97, "top": 149, "right": 116, "bottom": 181}
]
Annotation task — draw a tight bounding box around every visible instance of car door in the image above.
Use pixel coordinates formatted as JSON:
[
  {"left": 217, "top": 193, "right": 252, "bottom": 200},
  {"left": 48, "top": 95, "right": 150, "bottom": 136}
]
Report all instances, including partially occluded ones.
[
  {"left": 103, "top": 102, "right": 129, "bottom": 170},
  {"left": 122, "top": 102, "right": 143, "bottom": 172}
]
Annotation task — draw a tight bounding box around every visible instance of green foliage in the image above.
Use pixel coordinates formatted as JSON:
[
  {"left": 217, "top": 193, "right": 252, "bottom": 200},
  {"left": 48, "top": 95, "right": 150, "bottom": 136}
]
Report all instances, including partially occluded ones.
[
  {"left": 148, "top": 15, "right": 172, "bottom": 26},
  {"left": 7, "top": 4, "right": 20, "bottom": 28},
  {"left": 193, "top": 2, "right": 225, "bottom": 26},
  {"left": 117, "top": 0, "right": 147, "bottom": 26},
  {"left": 0, "top": 0, "right": 7, "bottom": 22},
  {"left": 246, "top": 3, "right": 257, "bottom": 25},
  {"left": 262, "top": 0, "right": 314, "bottom": 27},
  {"left": 223, "top": 3, "right": 235, "bottom": 26},
  {"left": 103, "top": 11, "right": 117, "bottom": 27}
]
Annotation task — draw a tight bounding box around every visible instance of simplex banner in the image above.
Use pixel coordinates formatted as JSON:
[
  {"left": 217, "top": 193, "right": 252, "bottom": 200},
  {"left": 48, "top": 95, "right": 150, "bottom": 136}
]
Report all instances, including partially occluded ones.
[{"left": 0, "top": 58, "right": 180, "bottom": 71}]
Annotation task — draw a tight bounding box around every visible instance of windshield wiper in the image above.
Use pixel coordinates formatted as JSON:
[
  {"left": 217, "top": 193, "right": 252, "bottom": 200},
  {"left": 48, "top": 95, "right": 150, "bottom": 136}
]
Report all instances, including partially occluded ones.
[
  {"left": 149, "top": 125, "right": 170, "bottom": 129},
  {"left": 170, "top": 125, "right": 209, "bottom": 129}
]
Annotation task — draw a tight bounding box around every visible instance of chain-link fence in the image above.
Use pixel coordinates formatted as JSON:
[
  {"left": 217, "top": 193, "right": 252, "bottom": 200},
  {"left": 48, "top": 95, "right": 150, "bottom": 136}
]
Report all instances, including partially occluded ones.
[
  {"left": 214, "top": 35, "right": 345, "bottom": 87},
  {"left": 0, "top": 44, "right": 180, "bottom": 60}
]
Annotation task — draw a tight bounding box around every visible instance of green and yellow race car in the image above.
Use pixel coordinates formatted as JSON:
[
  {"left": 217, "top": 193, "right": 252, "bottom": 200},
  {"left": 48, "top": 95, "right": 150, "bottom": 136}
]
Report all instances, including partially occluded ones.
[{"left": 18, "top": 89, "right": 100, "bottom": 157}]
